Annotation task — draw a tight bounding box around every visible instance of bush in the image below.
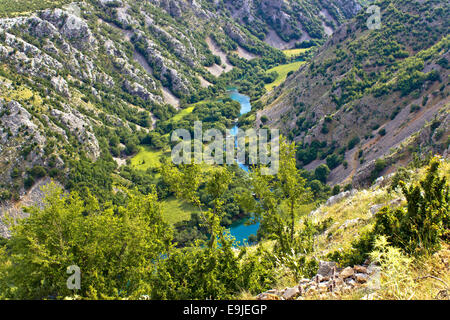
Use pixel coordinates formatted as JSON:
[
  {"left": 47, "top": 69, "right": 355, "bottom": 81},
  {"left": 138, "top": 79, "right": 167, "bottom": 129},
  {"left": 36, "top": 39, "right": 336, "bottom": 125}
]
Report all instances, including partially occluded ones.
[
  {"left": 369, "top": 236, "right": 417, "bottom": 300},
  {"left": 347, "top": 136, "right": 360, "bottom": 150},
  {"left": 260, "top": 115, "right": 269, "bottom": 124},
  {"left": 374, "top": 158, "right": 449, "bottom": 255},
  {"left": 30, "top": 166, "right": 46, "bottom": 179},
  {"left": 389, "top": 167, "right": 411, "bottom": 191},
  {"left": 314, "top": 164, "right": 330, "bottom": 183},
  {"left": 332, "top": 185, "right": 341, "bottom": 195},
  {"left": 24, "top": 176, "right": 35, "bottom": 190},
  {"left": 334, "top": 158, "right": 449, "bottom": 264}
]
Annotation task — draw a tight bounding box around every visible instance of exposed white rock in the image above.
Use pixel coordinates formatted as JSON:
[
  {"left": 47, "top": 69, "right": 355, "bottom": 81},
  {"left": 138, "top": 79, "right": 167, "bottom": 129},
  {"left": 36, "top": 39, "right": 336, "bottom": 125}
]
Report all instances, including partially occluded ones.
[
  {"left": 51, "top": 76, "right": 71, "bottom": 97},
  {"left": 50, "top": 107, "right": 100, "bottom": 160}
]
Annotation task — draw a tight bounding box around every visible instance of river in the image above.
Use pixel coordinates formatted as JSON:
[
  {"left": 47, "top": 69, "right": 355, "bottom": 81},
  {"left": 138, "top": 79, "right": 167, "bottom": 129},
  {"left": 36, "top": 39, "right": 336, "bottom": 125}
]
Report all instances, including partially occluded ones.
[{"left": 227, "top": 89, "right": 260, "bottom": 246}]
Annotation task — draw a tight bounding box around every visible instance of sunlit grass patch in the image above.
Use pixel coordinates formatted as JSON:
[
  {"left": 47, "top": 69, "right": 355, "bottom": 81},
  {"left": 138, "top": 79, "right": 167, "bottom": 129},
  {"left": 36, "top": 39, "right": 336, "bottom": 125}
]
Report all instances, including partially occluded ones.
[
  {"left": 282, "top": 48, "right": 309, "bottom": 58},
  {"left": 170, "top": 106, "right": 195, "bottom": 123},
  {"left": 161, "top": 196, "right": 200, "bottom": 225},
  {"left": 265, "top": 61, "right": 305, "bottom": 91},
  {"left": 130, "top": 146, "right": 167, "bottom": 171}
]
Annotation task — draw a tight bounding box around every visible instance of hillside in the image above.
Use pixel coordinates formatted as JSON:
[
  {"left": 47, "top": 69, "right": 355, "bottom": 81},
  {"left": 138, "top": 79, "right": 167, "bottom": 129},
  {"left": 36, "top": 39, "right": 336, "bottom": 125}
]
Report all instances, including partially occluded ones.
[
  {"left": 258, "top": 0, "right": 449, "bottom": 187},
  {"left": 0, "top": 0, "right": 448, "bottom": 303},
  {"left": 0, "top": 0, "right": 362, "bottom": 203},
  {"left": 255, "top": 157, "right": 450, "bottom": 300}
]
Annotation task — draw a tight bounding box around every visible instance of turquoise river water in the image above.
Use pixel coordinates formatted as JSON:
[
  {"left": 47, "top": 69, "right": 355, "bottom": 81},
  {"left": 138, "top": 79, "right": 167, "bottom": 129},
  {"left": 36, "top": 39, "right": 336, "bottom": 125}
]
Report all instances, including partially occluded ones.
[{"left": 227, "top": 89, "right": 260, "bottom": 246}]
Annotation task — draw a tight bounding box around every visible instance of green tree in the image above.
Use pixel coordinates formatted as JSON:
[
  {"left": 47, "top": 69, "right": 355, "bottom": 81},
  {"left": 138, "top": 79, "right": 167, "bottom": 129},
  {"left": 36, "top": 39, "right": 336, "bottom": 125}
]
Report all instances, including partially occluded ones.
[
  {"left": 315, "top": 164, "right": 331, "bottom": 183},
  {"left": 0, "top": 183, "right": 172, "bottom": 299},
  {"left": 240, "top": 137, "right": 315, "bottom": 279}
]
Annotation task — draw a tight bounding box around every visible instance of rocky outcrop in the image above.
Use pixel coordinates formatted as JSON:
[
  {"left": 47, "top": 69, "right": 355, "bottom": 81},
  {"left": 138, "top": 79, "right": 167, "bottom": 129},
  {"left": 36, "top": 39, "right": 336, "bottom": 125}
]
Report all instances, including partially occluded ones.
[
  {"left": 0, "top": 100, "right": 47, "bottom": 186},
  {"left": 325, "top": 189, "right": 357, "bottom": 206},
  {"left": 51, "top": 76, "right": 71, "bottom": 98},
  {"left": 50, "top": 107, "right": 100, "bottom": 161},
  {"left": 39, "top": 9, "right": 96, "bottom": 50},
  {"left": 257, "top": 260, "right": 380, "bottom": 300}
]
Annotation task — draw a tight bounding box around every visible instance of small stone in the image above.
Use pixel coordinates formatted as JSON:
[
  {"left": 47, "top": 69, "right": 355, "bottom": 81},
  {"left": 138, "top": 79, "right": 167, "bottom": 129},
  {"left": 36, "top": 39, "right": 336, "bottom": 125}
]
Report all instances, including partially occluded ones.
[
  {"left": 339, "top": 267, "right": 355, "bottom": 279},
  {"left": 360, "top": 293, "right": 376, "bottom": 300},
  {"left": 354, "top": 265, "right": 368, "bottom": 274},
  {"left": 317, "top": 260, "right": 337, "bottom": 277},
  {"left": 334, "top": 278, "right": 344, "bottom": 287},
  {"left": 316, "top": 274, "right": 330, "bottom": 282},
  {"left": 318, "top": 283, "right": 328, "bottom": 293},
  {"left": 258, "top": 293, "right": 282, "bottom": 300},
  {"left": 299, "top": 278, "right": 310, "bottom": 285},
  {"left": 282, "top": 287, "right": 300, "bottom": 300},
  {"left": 355, "top": 273, "right": 368, "bottom": 283},
  {"left": 345, "top": 279, "right": 357, "bottom": 287}
]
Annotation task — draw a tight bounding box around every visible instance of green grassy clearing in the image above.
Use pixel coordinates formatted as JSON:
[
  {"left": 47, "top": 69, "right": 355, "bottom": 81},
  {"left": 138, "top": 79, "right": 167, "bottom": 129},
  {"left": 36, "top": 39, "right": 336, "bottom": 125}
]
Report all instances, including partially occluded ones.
[
  {"left": 170, "top": 106, "right": 195, "bottom": 123},
  {"left": 161, "top": 197, "right": 200, "bottom": 225},
  {"left": 265, "top": 61, "right": 306, "bottom": 91},
  {"left": 130, "top": 146, "right": 168, "bottom": 171},
  {"left": 282, "top": 48, "right": 309, "bottom": 58}
]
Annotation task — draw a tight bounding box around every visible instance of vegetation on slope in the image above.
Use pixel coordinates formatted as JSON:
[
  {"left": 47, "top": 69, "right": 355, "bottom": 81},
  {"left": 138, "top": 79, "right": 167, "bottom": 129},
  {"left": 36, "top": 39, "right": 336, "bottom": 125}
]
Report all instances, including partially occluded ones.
[{"left": 0, "top": 139, "right": 447, "bottom": 300}]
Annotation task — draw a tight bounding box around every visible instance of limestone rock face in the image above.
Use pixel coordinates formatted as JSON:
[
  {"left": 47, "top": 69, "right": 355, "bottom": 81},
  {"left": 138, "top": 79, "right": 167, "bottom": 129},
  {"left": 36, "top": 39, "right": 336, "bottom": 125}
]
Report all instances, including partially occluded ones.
[
  {"left": 0, "top": 99, "right": 52, "bottom": 199},
  {"left": 51, "top": 76, "right": 71, "bottom": 98},
  {"left": 50, "top": 107, "right": 100, "bottom": 161},
  {"left": 40, "top": 9, "right": 96, "bottom": 49}
]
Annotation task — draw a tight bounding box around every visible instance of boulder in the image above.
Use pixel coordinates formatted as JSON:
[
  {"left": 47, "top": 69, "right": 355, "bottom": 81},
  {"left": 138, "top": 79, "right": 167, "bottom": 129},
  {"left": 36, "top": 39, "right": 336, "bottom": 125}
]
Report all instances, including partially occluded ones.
[
  {"left": 355, "top": 273, "right": 368, "bottom": 283},
  {"left": 354, "top": 265, "right": 368, "bottom": 274},
  {"left": 257, "top": 293, "right": 282, "bottom": 300},
  {"left": 317, "top": 260, "right": 337, "bottom": 277},
  {"left": 339, "top": 267, "right": 354, "bottom": 279},
  {"left": 282, "top": 287, "right": 300, "bottom": 300}
]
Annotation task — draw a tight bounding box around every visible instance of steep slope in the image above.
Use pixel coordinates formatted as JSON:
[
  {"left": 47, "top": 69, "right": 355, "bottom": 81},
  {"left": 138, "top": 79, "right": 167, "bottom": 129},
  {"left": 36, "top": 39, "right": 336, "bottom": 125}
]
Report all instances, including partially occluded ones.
[
  {"left": 0, "top": 0, "right": 363, "bottom": 235},
  {"left": 224, "top": 0, "right": 361, "bottom": 48},
  {"left": 258, "top": 0, "right": 450, "bottom": 187},
  {"left": 255, "top": 158, "right": 450, "bottom": 300}
]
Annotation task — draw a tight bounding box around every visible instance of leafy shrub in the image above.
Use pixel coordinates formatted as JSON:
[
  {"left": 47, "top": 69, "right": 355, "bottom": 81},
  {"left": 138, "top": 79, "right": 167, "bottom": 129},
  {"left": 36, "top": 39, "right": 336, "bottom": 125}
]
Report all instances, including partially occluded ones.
[
  {"left": 374, "top": 158, "right": 449, "bottom": 255},
  {"left": 330, "top": 158, "right": 449, "bottom": 265},
  {"left": 347, "top": 136, "right": 360, "bottom": 150}
]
